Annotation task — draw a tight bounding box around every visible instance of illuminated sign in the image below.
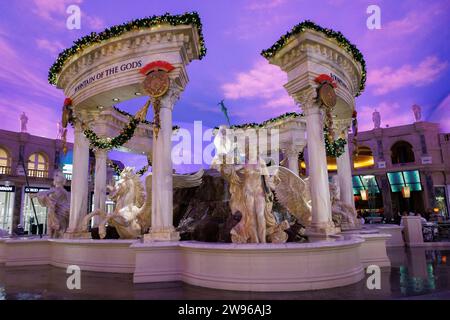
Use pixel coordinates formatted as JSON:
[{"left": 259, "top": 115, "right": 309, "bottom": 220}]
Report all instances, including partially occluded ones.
[
  {"left": 24, "top": 187, "right": 49, "bottom": 193},
  {"left": 0, "top": 185, "right": 15, "bottom": 192}
]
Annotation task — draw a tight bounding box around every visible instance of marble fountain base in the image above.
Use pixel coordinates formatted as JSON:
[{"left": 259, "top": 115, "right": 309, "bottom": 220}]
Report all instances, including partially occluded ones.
[{"left": 0, "top": 234, "right": 391, "bottom": 292}]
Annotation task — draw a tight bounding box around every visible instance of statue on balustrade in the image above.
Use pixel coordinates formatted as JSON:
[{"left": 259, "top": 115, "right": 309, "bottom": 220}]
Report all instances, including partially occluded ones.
[
  {"left": 31, "top": 171, "right": 70, "bottom": 238},
  {"left": 83, "top": 167, "right": 203, "bottom": 239},
  {"left": 329, "top": 176, "right": 360, "bottom": 230}
]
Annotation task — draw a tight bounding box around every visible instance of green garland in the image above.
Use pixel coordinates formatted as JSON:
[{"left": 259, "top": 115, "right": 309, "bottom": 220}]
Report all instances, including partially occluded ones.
[
  {"left": 215, "top": 112, "right": 303, "bottom": 130},
  {"left": 48, "top": 12, "right": 206, "bottom": 85},
  {"left": 261, "top": 20, "right": 366, "bottom": 96},
  {"left": 107, "top": 160, "right": 151, "bottom": 177},
  {"left": 84, "top": 118, "right": 139, "bottom": 150},
  {"left": 324, "top": 127, "right": 346, "bottom": 158}
]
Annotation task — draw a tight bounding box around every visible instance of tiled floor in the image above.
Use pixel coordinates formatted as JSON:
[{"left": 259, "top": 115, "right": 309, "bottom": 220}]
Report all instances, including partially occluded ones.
[{"left": 1, "top": 247, "right": 450, "bottom": 299}]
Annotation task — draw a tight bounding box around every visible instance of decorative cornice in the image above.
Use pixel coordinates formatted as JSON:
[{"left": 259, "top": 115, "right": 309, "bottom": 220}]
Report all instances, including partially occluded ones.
[{"left": 49, "top": 12, "right": 206, "bottom": 85}]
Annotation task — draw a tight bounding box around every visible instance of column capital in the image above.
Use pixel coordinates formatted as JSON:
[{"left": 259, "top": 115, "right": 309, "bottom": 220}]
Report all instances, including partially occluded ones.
[
  {"left": 332, "top": 118, "right": 352, "bottom": 138},
  {"left": 160, "top": 80, "right": 184, "bottom": 111},
  {"left": 294, "top": 86, "right": 317, "bottom": 114},
  {"left": 94, "top": 149, "right": 108, "bottom": 158}
]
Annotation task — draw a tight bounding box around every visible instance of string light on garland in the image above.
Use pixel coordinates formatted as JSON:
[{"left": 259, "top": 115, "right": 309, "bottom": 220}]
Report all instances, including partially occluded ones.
[
  {"left": 107, "top": 159, "right": 151, "bottom": 177},
  {"left": 48, "top": 12, "right": 206, "bottom": 85},
  {"left": 214, "top": 112, "right": 304, "bottom": 130},
  {"left": 83, "top": 118, "right": 139, "bottom": 150},
  {"left": 261, "top": 20, "right": 366, "bottom": 96},
  {"left": 324, "top": 126, "right": 346, "bottom": 158}
]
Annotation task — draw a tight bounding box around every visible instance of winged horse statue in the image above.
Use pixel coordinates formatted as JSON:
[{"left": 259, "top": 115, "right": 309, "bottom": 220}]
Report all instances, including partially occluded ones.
[{"left": 83, "top": 167, "right": 204, "bottom": 239}]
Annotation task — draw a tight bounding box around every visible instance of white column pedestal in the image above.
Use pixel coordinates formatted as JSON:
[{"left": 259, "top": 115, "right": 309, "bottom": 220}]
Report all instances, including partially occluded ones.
[
  {"left": 65, "top": 122, "right": 91, "bottom": 239},
  {"left": 336, "top": 136, "right": 355, "bottom": 210},
  {"left": 303, "top": 103, "right": 336, "bottom": 238},
  {"left": 145, "top": 89, "right": 181, "bottom": 242},
  {"left": 93, "top": 149, "right": 107, "bottom": 227},
  {"left": 286, "top": 150, "right": 299, "bottom": 176}
]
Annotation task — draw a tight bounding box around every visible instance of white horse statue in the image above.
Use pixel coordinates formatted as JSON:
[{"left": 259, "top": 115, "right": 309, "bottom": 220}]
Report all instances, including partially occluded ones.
[{"left": 84, "top": 167, "right": 204, "bottom": 239}]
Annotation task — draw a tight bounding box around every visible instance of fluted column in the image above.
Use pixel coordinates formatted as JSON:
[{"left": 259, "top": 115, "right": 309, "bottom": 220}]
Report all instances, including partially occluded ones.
[
  {"left": 93, "top": 149, "right": 107, "bottom": 226},
  {"left": 65, "top": 121, "right": 90, "bottom": 238},
  {"left": 334, "top": 119, "right": 355, "bottom": 210},
  {"left": 297, "top": 88, "right": 336, "bottom": 237},
  {"left": 145, "top": 83, "right": 182, "bottom": 242},
  {"left": 286, "top": 147, "right": 300, "bottom": 176}
]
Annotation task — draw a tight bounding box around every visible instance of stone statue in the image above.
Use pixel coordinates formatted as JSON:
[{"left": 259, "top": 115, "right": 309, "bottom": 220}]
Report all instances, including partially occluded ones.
[
  {"left": 329, "top": 176, "right": 359, "bottom": 230},
  {"left": 412, "top": 104, "right": 422, "bottom": 122},
  {"left": 56, "top": 122, "right": 65, "bottom": 139},
  {"left": 31, "top": 171, "right": 70, "bottom": 238},
  {"left": 212, "top": 126, "right": 310, "bottom": 243},
  {"left": 372, "top": 109, "right": 381, "bottom": 129},
  {"left": 20, "top": 112, "right": 28, "bottom": 132},
  {"left": 83, "top": 167, "right": 203, "bottom": 239}
]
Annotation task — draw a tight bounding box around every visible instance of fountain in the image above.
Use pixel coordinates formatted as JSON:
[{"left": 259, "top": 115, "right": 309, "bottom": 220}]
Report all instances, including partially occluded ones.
[{"left": 0, "top": 16, "right": 392, "bottom": 292}]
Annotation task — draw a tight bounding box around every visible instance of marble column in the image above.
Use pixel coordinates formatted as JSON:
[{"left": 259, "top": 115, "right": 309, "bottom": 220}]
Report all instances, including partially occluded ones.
[
  {"left": 298, "top": 88, "right": 336, "bottom": 237},
  {"left": 335, "top": 119, "right": 355, "bottom": 210},
  {"left": 145, "top": 84, "right": 182, "bottom": 242},
  {"left": 92, "top": 149, "right": 107, "bottom": 226},
  {"left": 65, "top": 122, "right": 90, "bottom": 238},
  {"left": 286, "top": 147, "right": 300, "bottom": 175}
]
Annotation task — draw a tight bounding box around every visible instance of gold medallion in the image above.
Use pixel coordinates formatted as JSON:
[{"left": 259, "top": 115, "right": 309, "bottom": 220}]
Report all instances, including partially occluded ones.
[
  {"left": 143, "top": 70, "right": 170, "bottom": 98},
  {"left": 318, "top": 83, "right": 337, "bottom": 108}
]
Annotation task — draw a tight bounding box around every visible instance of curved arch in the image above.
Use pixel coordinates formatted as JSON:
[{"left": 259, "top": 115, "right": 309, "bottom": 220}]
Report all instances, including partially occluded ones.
[
  {"left": 390, "top": 140, "right": 415, "bottom": 164},
  {"left": 27, "top": 152, "right": 49, "bottom": 177},
  {"left": 0, "top": 145, "right": 11, "bottom": 174},
  {"left": 354, "top": 145, "right": 374, "bottom": 169}
]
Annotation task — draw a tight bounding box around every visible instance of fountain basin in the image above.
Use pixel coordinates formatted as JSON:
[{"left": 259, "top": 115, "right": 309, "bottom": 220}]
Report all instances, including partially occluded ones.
[{"left": 0, "top": 236, "right": 389, "bottom": 292}]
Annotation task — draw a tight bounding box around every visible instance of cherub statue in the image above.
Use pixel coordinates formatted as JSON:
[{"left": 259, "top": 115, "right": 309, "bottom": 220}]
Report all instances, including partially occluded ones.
[{"left": 31, "top": 171, "right": 70, "bottom": 238}]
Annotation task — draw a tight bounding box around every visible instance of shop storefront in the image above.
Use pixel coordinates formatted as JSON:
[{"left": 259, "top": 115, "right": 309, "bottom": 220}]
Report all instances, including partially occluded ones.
[
  {"left": 387, "top": 170, "right": 425, "bottom": 215},
  {"left": 23, "top": 186, "right": 49, "bottom": 235},
  {"left": 353, "top": 175, "right": 384, "bottom": 219},
  {"left": 0, "top": 185, "right": 15, "bottom": 232}
]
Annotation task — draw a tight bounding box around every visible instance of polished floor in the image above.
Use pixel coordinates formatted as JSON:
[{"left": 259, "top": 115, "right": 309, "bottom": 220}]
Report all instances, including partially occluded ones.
[{"left": 1, "top": 247, "right": 450, "bottom": 299}]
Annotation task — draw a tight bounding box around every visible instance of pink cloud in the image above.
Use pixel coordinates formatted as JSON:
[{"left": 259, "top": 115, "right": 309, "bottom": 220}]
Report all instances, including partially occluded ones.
[
  {"left": 0, "top": 33, "right": 62, "bottom": 100},
  {"left": 245, "top": 0, "right": 285, "bottom": 11},
  {"left": 429, "top": 94, "right": 450, "bottom": 132},
  {"left": 222, "top": 59, "right": 288, "bottom": 99},
  {"left": 357, "top": 102, "right": 416, "bottom": 131},
  {"left": 36, "top": 38, "right": 65, "bottom": 55},
  {"left": 367, "top": 56, "right": 448, "bottom": 95},
  {"left": 221, "top": 59, "right": 298, "bottom": 121},
  {"left": 383, "top": 3, "right": 447, "bottom": 37}
]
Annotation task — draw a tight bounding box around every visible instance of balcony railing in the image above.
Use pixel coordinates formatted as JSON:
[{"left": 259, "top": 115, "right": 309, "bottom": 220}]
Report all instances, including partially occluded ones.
[
  {"left": 64, "top": 173, "right": 72, "bottom": 181},
  {"left": 27, "top": 169, "right": 49, "bottom": 178},
  {"left": 0, "top": 166, "right": 11, "bottom": 175}
]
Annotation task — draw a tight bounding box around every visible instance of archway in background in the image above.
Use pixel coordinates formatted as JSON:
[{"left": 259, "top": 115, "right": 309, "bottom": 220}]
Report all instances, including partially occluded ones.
[{"left": 391, "top": 141, "right": 415, "bottom": 164}]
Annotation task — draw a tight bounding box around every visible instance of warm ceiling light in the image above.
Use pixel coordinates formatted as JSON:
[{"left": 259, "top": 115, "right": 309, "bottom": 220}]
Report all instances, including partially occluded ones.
[
  {"left": 401, "top": 186, "right": 411, "bottom": 199},
  {"left": 135, "top": 92, "right": 142, "bottom": 96},
  {"left": 112, "top": 98, "right": 120, "bottom": 102}
]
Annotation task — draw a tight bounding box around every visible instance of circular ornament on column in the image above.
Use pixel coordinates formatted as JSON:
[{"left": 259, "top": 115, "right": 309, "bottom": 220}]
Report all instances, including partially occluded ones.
[
  {"left": 318, "top": 83, "right": 337, "bottom": 108},
  {"left": 143, "top": 70, "right": 170, "bottom": 98}
]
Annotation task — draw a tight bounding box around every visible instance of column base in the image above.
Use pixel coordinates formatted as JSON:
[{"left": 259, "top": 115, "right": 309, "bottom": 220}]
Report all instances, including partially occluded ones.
[
  {"left": 63, "top": 231, "right": 92, "bottom": 239},
  {"left": 305, "top": 221, "right": 338, "bottom": 241},
  {"left": 144, "top": 226, "right": 180, "bottom": 242}
]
